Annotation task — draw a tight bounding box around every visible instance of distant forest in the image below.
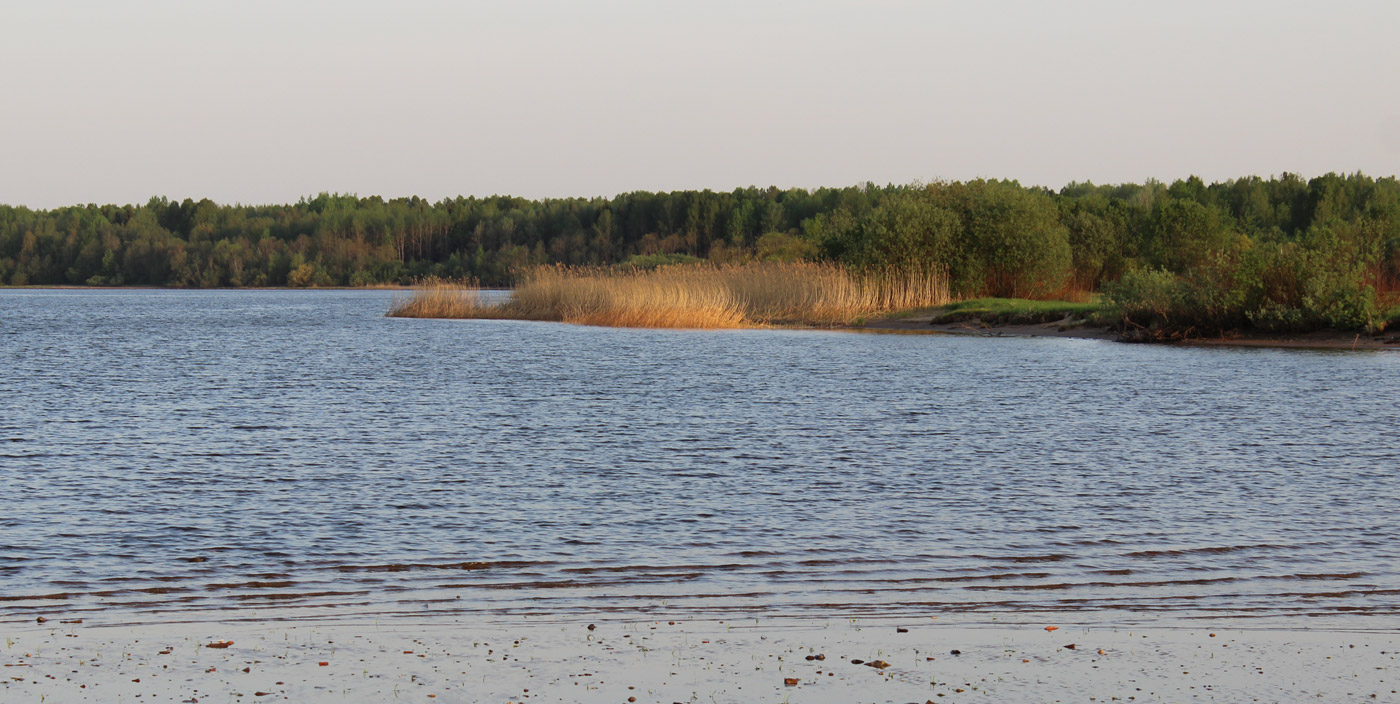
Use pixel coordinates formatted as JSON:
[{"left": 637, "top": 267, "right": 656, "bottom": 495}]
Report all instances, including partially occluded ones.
[{"left": 4, "top": 173, "right": 1398, "bottom": 329}]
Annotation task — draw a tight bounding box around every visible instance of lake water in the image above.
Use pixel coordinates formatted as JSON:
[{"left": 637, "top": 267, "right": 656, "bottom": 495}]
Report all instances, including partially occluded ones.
[{"left": 2, "top": 290, "right": 1398, "bottom": 627}]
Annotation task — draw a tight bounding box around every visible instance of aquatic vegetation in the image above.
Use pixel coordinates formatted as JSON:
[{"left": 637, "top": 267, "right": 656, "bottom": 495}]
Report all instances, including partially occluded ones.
[
  {"left": 387, "top": 262, "right": 950, "bottom": 328},
  {"left": 386, "top": 278, "right": 499, "bottom": 319}
]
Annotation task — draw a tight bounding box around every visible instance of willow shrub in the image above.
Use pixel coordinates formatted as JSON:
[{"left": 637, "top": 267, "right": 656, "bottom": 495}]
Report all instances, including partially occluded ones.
[
  {"left": 822, "top": 181, "right": 1073, "bottom": 300},
  {"left": 1248, "top": 239, "right": 1379, "bottom": 332},
  {"left": 1106, "top": 236, "right": 1381, "bottom": 337},
  {"left": 954, "top": 181, "right": 1073, "bottom": 299}
]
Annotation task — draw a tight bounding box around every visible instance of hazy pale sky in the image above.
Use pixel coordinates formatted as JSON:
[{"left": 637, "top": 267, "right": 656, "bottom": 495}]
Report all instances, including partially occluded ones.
[{"left": 4, "top": 0, "right": 1398, "bottom": 208}]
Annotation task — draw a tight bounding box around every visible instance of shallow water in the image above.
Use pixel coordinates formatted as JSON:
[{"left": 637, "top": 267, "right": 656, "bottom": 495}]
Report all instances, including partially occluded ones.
[{"left": 2, "top": 290, "right": 1398, "bottom": 626}]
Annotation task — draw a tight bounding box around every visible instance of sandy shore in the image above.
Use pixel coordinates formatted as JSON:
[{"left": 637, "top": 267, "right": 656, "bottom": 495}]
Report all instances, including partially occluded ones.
[{"left": 2, "top": 614, "right": 1396, "bottom": 703}]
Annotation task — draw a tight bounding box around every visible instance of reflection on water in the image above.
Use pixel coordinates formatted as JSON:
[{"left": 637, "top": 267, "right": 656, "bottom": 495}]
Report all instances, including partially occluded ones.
[{"left": 1, "top": 289, "right": 1398, "bottom": 626}]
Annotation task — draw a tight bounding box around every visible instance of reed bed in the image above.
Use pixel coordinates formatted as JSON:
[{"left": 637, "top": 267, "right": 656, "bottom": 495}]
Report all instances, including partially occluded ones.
[
  {"left": 387, "top": 262, "right": 950, "bottom": 328},
  {"left": 386, "top": 278, "right": 502, "bottom": 319},
  {"left": 509, "top": 266, "right": 746, "bottom": 328}
]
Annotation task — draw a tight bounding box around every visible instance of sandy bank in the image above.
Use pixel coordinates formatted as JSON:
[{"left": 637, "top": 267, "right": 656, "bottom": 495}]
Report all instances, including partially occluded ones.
[{"left": 2, "top": 615, "right": 1396, "bottom": 703}]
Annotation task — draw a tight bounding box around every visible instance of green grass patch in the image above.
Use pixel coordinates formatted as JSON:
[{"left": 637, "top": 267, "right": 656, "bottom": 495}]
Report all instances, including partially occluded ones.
[{"left": 931, "top": 296, "right": 1104, "bottom": 325}]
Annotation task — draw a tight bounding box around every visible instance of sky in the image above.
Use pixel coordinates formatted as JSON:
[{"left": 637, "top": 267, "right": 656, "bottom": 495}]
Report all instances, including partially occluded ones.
[{"left": 3, "top": 0, "right": 1398, "bottom": 208}]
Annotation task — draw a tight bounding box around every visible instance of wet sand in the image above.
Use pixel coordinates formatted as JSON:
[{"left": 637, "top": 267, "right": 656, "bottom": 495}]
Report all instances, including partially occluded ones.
[{"left": 3, "top": 614, "right": 1396, "bottom": 703}]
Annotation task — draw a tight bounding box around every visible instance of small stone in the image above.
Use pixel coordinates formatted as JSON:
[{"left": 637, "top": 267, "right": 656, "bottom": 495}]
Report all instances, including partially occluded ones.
[
  {"left": 866, "top": 660, "right": 891, "bottom": 669},
  {"left": 783, "top": 678, "right": 799, "bottom": 686},
  {"left": 950, "top": 649, "right": 961, "bottom": 656},
  {"left": 1063, "top": 644, "right": 1076, "bottom": 650},
  {"left": 897, "top": 627, "right": 909, "bottom": 633},
  {"left": 851, "top": 659, "right": 865, "bottom": 665},
  {"left": 587, "top": 624, "right": 597, "bottom": 631},
  {"left": 205, "top": 640, "right": 234, "bottom": 649}
]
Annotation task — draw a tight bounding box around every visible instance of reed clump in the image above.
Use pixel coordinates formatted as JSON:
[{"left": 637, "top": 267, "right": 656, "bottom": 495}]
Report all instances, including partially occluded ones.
[
  {"left": 387, "top": 263, "right": 950, "bottom": 329},
  {"left": 387, "top": 278, "right": 502, "bottom": 319},
  {"left": 507, "top": 265, "right": 746, "bottom": 328}
]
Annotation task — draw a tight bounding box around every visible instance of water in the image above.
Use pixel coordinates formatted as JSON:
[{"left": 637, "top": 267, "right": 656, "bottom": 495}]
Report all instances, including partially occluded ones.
[{"left": 2, "top": 289, "right": 1398, "bottom": 627}]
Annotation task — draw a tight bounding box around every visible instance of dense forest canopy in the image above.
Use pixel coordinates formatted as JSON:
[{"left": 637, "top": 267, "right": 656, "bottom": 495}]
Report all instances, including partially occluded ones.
[{"left": 3, "top": 173, "right": 1398, "bottom": 330}]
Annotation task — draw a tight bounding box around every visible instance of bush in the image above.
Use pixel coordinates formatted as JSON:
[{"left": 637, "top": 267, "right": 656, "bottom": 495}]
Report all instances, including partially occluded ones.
[
  {"left": 953, "top": 181, "right": 1072, "bottom": 298},
  {"left": 1104, "top": 269, "right": 1185, "bottom": 337},
  {"left": 837, "top": 194, "right": 960, "bottom": 275},
  {"left": 1106, "top": 236, "right": 1382, "bottom": 337},
  {"left": 1248, "top": 237, "right": 1378, "bottom": 332},
  {"left": 754, "top": 232, "right": 819, "bottom": 262}
]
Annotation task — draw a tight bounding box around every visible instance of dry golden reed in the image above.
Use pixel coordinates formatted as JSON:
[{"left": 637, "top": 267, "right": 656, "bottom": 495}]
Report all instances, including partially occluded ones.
[
  {"left": 387, "top": 262, "right": 950, "bottom": 329},
  {"left": 387, "top": 278, "right": 501, "bottom": 319}
]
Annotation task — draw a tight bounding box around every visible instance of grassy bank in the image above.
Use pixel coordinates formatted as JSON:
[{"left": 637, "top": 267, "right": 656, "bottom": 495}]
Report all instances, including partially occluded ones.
[
  {"left": 387, "top": 262, "right": 950, "bottom": 328},
  {"left": 926, "top": 297, "right": 1103, "bottom": 326}
]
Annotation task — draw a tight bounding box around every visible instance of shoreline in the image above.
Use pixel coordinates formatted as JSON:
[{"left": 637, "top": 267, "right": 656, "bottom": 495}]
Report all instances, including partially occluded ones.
[
  {"left": 3, "top": 613, "right": 1395, "bottom": 703},
  {"left": 10, "top": 285, "right": 1399, "bottom": 350},
  {"left": 854, "top": 312, "right": 1400, "bottom": 351}
]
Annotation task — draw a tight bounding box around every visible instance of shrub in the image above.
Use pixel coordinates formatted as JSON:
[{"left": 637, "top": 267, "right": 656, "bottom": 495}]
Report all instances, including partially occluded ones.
[
  {"left": 952, "top": 181, "right": 1072, "bottom": 299},
  {"left": 1248, "top": 237, "right": 1379, "bottom": 332},
  {"left": 1106, "top": 236, "right": 1382, "bottom": 337}
]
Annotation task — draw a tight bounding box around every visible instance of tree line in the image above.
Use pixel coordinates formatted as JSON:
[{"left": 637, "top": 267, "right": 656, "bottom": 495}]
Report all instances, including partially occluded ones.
[{"left": 3, "top": 173, "right": 1398, "bottom": 330}]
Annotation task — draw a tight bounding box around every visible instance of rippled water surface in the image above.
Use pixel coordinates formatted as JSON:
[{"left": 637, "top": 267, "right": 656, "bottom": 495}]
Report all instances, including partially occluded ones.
[{"left": 2, "top": 290, "right": 1398, "bottom": 626}]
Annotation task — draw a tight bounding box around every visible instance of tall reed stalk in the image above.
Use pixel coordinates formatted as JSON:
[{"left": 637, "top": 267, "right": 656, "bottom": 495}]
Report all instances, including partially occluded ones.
[
  {"left": 387, "top": 262, "right": 950, "bottom": 328},
  {"left": 387, "top": 278, "right": 500, "bottom": 319}
]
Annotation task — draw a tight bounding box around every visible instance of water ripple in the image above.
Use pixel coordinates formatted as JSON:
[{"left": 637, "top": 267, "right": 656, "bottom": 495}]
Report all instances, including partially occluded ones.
[{"left": 1, "top": 289, "right": 1398, "bottom": 626}]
